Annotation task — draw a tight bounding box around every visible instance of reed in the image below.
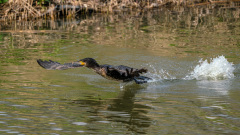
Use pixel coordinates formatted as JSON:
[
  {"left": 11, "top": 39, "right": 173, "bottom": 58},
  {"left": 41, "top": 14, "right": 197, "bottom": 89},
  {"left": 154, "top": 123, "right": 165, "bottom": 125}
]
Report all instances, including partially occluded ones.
[{"left": 0, "top": 0, "right": 240, "bottom": 22}]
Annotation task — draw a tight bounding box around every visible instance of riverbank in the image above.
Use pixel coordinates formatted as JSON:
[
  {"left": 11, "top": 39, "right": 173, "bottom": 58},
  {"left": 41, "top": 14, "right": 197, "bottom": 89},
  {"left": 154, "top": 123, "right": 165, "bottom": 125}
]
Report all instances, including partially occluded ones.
[{"left": 1, "top": 0, "right": 240, "bottom": 22}]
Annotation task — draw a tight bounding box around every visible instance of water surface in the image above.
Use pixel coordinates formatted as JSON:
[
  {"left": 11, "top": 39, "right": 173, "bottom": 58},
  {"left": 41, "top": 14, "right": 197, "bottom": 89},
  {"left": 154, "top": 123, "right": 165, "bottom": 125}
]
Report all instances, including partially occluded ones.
[{"left": 0, "top": 8, "right": 240, "bottom": 134}]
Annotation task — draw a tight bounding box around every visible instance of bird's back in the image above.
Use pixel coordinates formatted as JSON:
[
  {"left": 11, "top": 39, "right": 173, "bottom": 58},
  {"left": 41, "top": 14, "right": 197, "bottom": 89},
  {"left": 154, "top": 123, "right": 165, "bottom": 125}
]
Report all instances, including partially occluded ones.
[{"left": 97, "top": 64, "right": 147, "bottom": 82}]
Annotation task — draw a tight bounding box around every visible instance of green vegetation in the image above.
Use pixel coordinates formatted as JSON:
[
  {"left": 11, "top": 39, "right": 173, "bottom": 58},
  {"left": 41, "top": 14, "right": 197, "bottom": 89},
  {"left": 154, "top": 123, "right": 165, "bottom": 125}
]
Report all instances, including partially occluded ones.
[
  {"left": 169, "top": 44, "right": 177, "bottom": 47},
  {"left": 0, "top": 0, "right": 8, "bottom": 4}
]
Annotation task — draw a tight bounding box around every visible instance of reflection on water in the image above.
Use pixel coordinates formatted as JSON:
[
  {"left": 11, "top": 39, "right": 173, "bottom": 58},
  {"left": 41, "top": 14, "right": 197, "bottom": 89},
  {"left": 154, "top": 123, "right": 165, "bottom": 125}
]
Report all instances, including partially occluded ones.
[
  {"left": 196, "top": 79, "right": 232, "bottom": 96},
  {"left": 72, "top": 85, "right": 151, "bottom": 134},
  {"left": 0, "top": 7, "right": 240, "bottom": 134},
  {"left": 107, "top": 85, "right": 151, "bottom": 134},
  {"left": 1, "top": 8, "right": 240, "bottom": 60}
]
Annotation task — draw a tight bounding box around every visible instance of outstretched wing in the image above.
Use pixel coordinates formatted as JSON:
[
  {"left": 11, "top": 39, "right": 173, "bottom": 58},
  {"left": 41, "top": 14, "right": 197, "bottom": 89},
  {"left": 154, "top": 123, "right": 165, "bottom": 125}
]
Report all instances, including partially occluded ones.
[{"left": 37, "top": 59, "right": 82, "bottom": 70}]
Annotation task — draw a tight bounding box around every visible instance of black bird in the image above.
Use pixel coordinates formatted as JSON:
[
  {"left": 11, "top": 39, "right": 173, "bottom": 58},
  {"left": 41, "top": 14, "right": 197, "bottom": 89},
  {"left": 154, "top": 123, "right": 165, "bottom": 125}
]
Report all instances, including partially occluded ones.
[{"left": 37, "top": 58, "right": 151, "bottom": 84}]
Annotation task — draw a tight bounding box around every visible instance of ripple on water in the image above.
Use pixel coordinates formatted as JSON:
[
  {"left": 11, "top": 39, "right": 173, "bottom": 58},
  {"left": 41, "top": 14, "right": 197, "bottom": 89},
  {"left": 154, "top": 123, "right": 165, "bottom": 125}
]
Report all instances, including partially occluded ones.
[
  {"left": 11, "top": 105, "right": 29, "bottom": 108},
  {"left": 205, "top": 116, "right": 217, "bottom": 120},
  {"left": 0, "top": 129, "right": 10, "bottom": 132},
  {"left": 51, "top": 127, "right": 63, "bottom": 131},
  {"left": 14, "top": 118, "right": 30, "bottom": 121},
  {"left": 77, "top": 130, "right": 85, "bottom": 133},
  {"left": 7, "top": 131, "right": 20, "bottom": 134},
  {"left": 72, "top": 122, "right": 87, "bottom": 126},
  {"left": 97, "top": 121, "right": 110, "bottom": 123},
  {"left": 0, "top": 111, "right": 10, "bottom": 117}
]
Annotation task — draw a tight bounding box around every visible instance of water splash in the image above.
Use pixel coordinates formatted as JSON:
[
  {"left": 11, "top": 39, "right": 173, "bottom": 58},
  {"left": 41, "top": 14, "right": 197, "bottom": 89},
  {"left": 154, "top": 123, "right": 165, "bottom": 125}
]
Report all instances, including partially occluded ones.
[
  {"left": 184, "top": 56, "right": 235, "bottom": 80},
  {"left": 146, "top": 64, "right": 176, "bottom": 82}
]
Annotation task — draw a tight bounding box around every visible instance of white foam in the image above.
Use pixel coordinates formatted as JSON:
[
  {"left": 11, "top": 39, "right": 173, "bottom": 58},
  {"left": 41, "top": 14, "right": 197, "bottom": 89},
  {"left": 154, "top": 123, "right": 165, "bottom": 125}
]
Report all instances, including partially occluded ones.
[
  {"left": 146, "top": 64, "right": 176, "bottom": 82},
  {"left": 185, "top": 56, "right": 235, "bottom": 80}
]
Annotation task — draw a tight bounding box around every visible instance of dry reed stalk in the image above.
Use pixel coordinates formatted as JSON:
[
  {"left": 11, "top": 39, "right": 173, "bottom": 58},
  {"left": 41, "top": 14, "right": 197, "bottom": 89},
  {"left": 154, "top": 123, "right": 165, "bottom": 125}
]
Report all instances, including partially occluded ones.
[
  {"left": 23, "top": 0, "right": 41, "bottom": 16},
  {"left": 2, "top": 0, "right": 40, "bottom": 21},
  {"left": 1, "top": 0, "right": 240, "bottom": 22}
]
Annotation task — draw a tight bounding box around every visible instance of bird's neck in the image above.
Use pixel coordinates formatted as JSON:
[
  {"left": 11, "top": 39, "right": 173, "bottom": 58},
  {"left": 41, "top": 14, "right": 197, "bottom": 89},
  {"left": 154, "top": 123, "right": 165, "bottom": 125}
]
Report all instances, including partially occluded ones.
[{"left": 88, "top": 64, "right": 100, "bottom": 71}]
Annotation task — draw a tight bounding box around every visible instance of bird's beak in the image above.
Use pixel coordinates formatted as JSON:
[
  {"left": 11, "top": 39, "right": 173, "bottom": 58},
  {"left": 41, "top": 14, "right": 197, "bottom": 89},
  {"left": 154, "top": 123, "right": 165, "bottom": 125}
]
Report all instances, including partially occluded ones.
[
  {"left": 79, "top": 61, "right": 86, "bottom": 66},
  {"left": 70, "top": 62, "right": 84, "bottom": 67}
]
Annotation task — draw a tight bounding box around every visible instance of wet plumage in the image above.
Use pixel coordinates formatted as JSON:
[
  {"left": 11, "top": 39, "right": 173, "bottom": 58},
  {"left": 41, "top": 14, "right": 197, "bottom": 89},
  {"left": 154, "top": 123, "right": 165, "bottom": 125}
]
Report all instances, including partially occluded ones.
[{"left": 37, "top": 58, "right": 151, "bottom": 84}]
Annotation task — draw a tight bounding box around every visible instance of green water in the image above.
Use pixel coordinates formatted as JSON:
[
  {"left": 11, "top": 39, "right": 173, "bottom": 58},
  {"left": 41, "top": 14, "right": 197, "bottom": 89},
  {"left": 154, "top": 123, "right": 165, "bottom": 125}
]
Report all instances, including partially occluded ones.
[{"left": 0, "top": 8, "right": 240, "bottom": 134}]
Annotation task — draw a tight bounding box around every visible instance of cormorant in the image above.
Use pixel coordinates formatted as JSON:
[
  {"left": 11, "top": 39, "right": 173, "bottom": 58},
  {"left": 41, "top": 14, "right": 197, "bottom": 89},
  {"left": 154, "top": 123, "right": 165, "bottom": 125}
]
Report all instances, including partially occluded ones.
[{"left": 37, "top": 58, "right": 151, "bottom": 84}]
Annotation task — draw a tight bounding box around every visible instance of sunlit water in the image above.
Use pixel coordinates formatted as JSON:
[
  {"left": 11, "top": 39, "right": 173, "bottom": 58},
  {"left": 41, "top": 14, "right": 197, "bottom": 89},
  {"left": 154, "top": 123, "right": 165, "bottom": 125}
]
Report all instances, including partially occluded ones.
[{"left": 0, "top": 8, "right": 240, "bottom": 134}]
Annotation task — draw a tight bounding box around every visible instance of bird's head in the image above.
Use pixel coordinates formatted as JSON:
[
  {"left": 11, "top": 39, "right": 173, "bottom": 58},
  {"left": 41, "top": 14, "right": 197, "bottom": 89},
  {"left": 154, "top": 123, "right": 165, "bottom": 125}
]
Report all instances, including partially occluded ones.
[{"left": 78, "top": 58, "right": 99, "bottom": 68}]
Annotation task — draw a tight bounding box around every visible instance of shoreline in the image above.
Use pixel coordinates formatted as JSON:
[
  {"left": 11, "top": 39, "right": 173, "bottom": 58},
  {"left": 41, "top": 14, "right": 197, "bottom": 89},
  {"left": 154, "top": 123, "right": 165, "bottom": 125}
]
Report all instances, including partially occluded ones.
[{"left": 0, "top": 0, "right": 240, "bottom": 22}]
